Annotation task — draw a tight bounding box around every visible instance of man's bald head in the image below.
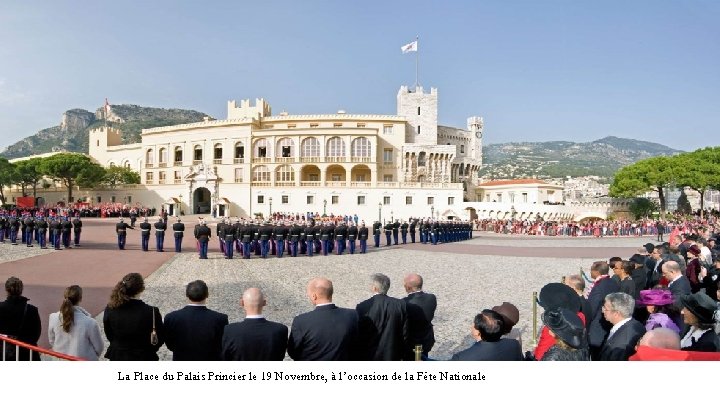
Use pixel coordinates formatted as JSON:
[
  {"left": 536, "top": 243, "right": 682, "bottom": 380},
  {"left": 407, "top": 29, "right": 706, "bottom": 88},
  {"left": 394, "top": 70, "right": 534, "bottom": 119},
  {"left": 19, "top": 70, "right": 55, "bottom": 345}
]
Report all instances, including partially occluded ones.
[
  {"left": 638, "top": 328, "right": 681, "bottom": 350},
  {"left": 240, "top": 287, "right": 266, "bottom": 316},
  {"left": 307, "top": 278, "right": 333, "bottom": 304},
  {"left": 404, "top": 273, "right": 423, "bottom": 293}
]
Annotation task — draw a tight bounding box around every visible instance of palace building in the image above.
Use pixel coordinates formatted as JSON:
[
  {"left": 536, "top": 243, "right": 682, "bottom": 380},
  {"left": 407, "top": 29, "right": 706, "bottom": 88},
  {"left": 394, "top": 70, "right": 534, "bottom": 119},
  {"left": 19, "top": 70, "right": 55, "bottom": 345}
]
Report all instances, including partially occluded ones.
[{"left": 87, "top": 85, "right": 483, "bottom": 221}]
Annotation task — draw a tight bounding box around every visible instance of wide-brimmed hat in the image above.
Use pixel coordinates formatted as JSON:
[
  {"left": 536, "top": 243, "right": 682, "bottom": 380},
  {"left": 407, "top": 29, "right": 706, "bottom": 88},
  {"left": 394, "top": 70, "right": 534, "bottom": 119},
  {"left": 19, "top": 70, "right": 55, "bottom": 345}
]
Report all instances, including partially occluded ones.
[
  {"left": 492, "top": 302, "right": 519, "bottom": 334},
  {"left": 538, "top": 283, "right": 581, "bottom": 312},
  {"left": 644, "top": 243, "right": 655, "bottom": 254},
  {"left": 687, "top": 245, "right": 701, "bottom": 257},
  {"left": 680, "top": 292, "right": 717, "bottom": 324},
  {"left": 542, "top": 308, "right": 585, "bottom": 349},
  {"left": 636, "top": 289, "right": 673, "bottom": 306}
]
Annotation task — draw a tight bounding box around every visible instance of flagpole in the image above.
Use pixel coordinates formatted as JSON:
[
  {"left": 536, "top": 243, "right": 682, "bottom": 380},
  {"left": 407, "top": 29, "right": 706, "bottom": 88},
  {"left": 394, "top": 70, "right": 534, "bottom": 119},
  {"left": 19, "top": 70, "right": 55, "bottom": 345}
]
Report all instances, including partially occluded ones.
[{"left": 415, "top": 36, "right": 419, "bottom": 89}]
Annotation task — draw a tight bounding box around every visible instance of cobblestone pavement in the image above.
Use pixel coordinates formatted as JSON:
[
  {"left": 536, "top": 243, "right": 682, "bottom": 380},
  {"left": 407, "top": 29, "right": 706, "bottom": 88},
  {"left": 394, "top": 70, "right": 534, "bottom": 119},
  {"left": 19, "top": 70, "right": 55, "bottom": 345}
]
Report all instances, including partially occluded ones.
[{"left": 0, "top": 241, "right": 56, "bottom": 264}]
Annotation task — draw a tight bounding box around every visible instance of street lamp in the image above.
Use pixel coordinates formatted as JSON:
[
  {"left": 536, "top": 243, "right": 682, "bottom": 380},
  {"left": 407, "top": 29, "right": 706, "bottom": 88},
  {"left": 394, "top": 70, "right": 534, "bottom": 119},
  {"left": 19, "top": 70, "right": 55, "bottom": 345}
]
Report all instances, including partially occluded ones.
[
  {"left": 378, "top": 202, "right": 382, "bottom": 223},
  {"left": 269, "top": 197, "right": 273, "bottom": 219},
  {"left": 323, "top": 199, "right": 327, "bottom": 216},
  {"left": 511, "top": 205, "right": 517, "bottom": 221},
  {"left": 391, "top": 210, "right": 394, "bottom": 223},
  {"left": 431, "top": 205, "right": 434, "bottom": 219}
]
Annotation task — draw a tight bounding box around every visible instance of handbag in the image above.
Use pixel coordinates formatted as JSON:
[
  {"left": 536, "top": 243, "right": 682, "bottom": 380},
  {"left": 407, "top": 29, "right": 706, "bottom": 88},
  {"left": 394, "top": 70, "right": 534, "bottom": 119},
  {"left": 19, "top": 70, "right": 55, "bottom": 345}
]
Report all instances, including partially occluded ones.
[
  {"left": 150, "top": 306, "right": 159, "bottom": 346},
  {"left": 3, "top": 303, "right": 27, "bottom": 361}
]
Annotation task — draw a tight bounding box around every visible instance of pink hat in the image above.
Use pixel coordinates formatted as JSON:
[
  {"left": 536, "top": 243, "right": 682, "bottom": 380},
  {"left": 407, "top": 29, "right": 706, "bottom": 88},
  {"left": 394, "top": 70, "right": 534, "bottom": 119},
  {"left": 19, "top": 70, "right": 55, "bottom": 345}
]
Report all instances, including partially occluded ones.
[{"left": 636, "top": 289, "right": 673, "bottom": 306}]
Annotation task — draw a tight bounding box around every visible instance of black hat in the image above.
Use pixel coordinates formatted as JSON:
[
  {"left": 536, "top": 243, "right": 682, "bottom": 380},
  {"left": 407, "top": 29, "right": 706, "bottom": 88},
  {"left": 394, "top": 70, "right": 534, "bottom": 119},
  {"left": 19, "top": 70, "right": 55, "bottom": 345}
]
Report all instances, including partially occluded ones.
[
  {"left": 679, "top": 292, "right": 718, "bottom": 325},
  {"left": 643, "top": 243, "right": 655, "bottom": 254},
  {"left": 542, "top": 308, "right": 585, "bottom": 349},
  {"left": 538, "top": 283, "right": 581, "bottom": 312}
]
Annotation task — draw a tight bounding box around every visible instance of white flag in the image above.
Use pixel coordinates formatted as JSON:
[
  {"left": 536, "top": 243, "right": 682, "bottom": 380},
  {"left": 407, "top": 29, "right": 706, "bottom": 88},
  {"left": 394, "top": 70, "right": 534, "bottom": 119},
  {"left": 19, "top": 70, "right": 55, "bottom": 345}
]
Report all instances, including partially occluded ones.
[{"left": 401, "top": 40, "right": 417, "bottom": 54}]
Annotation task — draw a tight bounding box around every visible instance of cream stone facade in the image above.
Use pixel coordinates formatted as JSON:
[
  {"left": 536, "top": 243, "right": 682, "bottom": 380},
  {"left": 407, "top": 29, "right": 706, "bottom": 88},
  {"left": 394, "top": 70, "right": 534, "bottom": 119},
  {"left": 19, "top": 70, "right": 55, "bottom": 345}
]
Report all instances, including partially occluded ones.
[{"left": 81, "top": 86, "right": 483, "bottom": 222}]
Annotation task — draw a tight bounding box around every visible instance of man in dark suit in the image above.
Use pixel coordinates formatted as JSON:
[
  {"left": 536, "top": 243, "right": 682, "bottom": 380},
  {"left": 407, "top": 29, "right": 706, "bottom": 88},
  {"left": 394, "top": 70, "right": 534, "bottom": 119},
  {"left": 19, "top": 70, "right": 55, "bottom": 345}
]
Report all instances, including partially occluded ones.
[
  {"left": 402, "top": 273, "right": 437, "bottom": 360},
  {"left": 451, "top": 309, "right": 523, "bottom": 361},
  {"left": 598, "top": 292, "right": 645, "bottom": 361},
  {"left": 287, "top": 278, "right": 358, "bottom": 361},
  {"left": 587, "top": 261, "right": 620, "bottom": 360},
  {"left": 163, "top": 280, "right": 229, "bottom": 361},
  {"left": 356, "top": 273, "right": 408, "bottom": 361},
  {"left": 221, "top": 288, "right": 288, "bottom": 361},
  {"left": 663, "top": 260, "right": 692, "bottom": 330}
]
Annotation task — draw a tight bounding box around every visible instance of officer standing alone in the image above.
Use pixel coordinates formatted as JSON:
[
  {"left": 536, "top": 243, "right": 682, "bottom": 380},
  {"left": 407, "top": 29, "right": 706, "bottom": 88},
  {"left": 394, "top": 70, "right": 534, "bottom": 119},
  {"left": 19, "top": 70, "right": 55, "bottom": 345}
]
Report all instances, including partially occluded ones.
[
  {"left": 173, "top": 217, "right": 185, "bottom": 253},
  {"left": 155, "top": 217, "right": 167, "bottom": 252}
]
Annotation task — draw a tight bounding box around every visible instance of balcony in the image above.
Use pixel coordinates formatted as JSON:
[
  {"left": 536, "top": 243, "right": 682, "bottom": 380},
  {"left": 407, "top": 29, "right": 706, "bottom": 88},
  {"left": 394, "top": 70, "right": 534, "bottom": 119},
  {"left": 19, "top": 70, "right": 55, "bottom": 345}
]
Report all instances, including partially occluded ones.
[
  {"left": 300, "top": 181, "right": 321, "bottom": 187},
  {"left": 251, "top": 181, "right": 272, "bottom": 187},
  {"left": 252, "top": 157, "right": 272, "bottom": 164},
  {"left": 350, "top": 181, "right": 371, "bottom": 187},
  {"left": 173, "top": 161, "right": 182, "bottom": 167},
  {"left": 377, "top": 182, "right": 398, "bottom": 188},
  {"left": 382, "top": 163, "right": 394, "bottom": 169},
  {"left": 326, "top": 156, "right": 347, "bottom": 163},
  {"left": 276, "top": 157, "right": 295, "bottom": 163},
  {"left": 300, "top": 157, "right": 321, "bottom": 163},
  {"left": 233, "top": 158, "right": 245, "bottom": 164},
  {"left": 193, "top": 160, "right": 202, "bottom": 165},
  {"left": 213, "top": 159, "right": 222, "bottom": 165},
  {"left": 351, "top": 157, "right": 372, "bottom": 163},
  {"left": 158, "top": 179, "right": 166, "bottom": 184},
  {"left": 234, "top": 178, "right": 243, "bottom": 183},
  {"left": 146, "top": 180, "right": 154, "bottom": 185},
  {"left": 325, "top": 181, "right": 345, "bottom": 187},
  {"left": 276, "top": 181, "right": 295, "bottom": 187},
  {"left": 145, "top": 163, "right": 154, "bottom": 168},
  {"left": 174, "top": 179, "right": 183, "bottom": 184}
]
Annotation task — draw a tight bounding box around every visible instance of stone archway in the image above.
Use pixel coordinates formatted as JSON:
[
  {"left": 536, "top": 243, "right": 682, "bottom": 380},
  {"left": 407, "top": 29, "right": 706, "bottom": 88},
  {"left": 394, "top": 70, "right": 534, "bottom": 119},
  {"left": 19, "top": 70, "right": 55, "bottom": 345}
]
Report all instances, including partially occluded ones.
[{"left": 193, "top": 187, "right": 212, "bottom": 214}]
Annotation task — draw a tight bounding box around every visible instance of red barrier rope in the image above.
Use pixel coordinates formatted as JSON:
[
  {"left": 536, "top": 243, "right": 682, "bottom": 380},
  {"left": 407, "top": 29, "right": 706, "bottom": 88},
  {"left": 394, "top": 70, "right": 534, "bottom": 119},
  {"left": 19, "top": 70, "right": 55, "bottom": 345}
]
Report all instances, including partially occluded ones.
[{"left": 1, "top": 334, "right": 84, "bottom": 361}]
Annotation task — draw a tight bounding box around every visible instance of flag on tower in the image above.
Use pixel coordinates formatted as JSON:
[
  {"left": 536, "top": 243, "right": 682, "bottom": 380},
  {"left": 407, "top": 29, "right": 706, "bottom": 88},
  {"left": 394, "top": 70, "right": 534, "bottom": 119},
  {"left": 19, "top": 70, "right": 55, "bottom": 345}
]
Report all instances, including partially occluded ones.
[
  {"left": 401, "top": 40, "right": 418, "bottom": 54},
  {"left": 104, "top": 98, "right": 110, "bottom": 114}
]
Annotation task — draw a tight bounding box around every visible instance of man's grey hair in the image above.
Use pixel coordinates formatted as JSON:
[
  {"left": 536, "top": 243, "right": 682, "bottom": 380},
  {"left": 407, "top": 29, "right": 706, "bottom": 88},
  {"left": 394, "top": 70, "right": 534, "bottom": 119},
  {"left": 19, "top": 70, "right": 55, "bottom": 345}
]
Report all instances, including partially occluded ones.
[
  {"left": 371, "top": 273, "right": 391, "bottom": 295},
  {"left": 565, "top": 274, "right": 585, "bottom": 293},
  {"left": 605, "top": 292, "right": 635, "bottom": 318}
]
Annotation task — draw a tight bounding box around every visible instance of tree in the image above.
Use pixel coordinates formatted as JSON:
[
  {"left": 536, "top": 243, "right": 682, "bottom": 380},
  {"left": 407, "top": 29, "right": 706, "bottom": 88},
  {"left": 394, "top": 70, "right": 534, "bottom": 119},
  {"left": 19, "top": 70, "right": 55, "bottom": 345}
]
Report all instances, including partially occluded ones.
[
  {"left": 103, "top": 166, "right": 141, "bottom": 188},
  {"left": 13, "top": 157, "right": 45, "bottom": 198},
  {"left": 676, "top": 189, "right": 692, "bottom": 215},
  {"left": 0, "top": 158, "right": 17, "bottom": 205},
  {"left": 629, "top": 197, "right": 658, "bottom": 220},
  {"left": 40, "top": 153, "right": 106, "bottom": 203},
  {"left": 674, "top": 147, "right": 720, "bottom": 219},
  {"left": 609, "top": 156, "right": 677, "bottom": 219}
]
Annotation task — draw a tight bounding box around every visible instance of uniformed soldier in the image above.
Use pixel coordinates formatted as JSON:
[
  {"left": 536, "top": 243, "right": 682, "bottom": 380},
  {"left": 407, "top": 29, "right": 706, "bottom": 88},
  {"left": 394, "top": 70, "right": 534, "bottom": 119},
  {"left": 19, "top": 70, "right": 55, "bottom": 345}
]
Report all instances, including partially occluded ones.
[
  {"left": 273, "top": 221, "right": 287, "bottom": 258},
  {"left": 392, "top": 220, "right": 400, "bottom": 245},
  {"left": 384, "top": 221, "right": 393, "bottom": 246},
  {"left": 430, "top": 220, "right": 439, "bottom": 245},
  {"left": 259, "top": 221, "right": 273, "bottom": 258},
  {"left": 139, "top": 218, "right": 152, "bottom": 251},
  {"left": 409, "top": 218, "right": 418, "bottom": 243},
  {"left": 129, "top": 209, "right": 138, "bottom": 227},
  {"left": 72, "top": 215, "right": 82, "bottom": 247},
  {"left": 241, "top": 221, "right": 254, "bottom": 259},
  {"left": 334, "top": 221, "right": 347, "bottom": 255},
  {"left": 313, "top": 222, "right": 322, "bottom": 254},
  {"left": 50, "top": 216, "right": 63, "bottom": 250},
  {"left": 304, "top": 221, "right": 315, "bottom": 257},
  {"left": 289, "top": 221, "right": 302, "bottom": 257},
  {"left": 372, "top": 221, "right": 381, "bottom": 248},
  {"left": 217, "top": 219, "right": 226, "bottom": 255},
  {"left": 400, "top": 220, "right": 409, "bottom": 244},
  {"left": 0, "top": 214, "right": 6, "bottom": 243},
  {"left": 320, "top": 222, "right": 332, "bottom": 256},
  {"left": 61, "top": 216, "right": 72, "bottom": 248},
  {"left": 154, "top": 217, "right": 167, "bottom": 252},
  {"left": 36, "top": 216, "right": 48, "bottom": 249},
  {"left": 19, "top": 213, "right": 27, "bottom": 245},
  {"left": 347, "top": 221, "right": 358, "bottom": 254},
  {"left": 194, "top": 219, "right": 211, "bottom": 259},
  {"left": 172, "top": 217, "right": 185, "bottom": 253},
  {"left": 232, "top": 218, "right": 242, "bottom": 253},
  {"left": 23, "top": 215, "right": 35, "bottom": 247},
  {"left": 116, "top": 217, "right": 132, "bottom": 250},
  {"left": 358, "top": 221, "right": 369, "bottom": 254},
  {"left": 223, "top": 218, "right": 235, "bottom": 259}
]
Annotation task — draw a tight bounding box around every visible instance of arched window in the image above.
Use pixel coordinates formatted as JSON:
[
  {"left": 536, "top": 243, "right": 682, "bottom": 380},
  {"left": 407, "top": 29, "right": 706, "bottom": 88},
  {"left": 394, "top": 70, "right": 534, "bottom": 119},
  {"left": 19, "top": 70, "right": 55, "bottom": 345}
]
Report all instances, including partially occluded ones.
[
  {"left": 174, "top": 146, "right": 183, "bottom": 163},
  {"left": 276, "top": 138, "right": 294, "bottom": 158},
  {"left": 213, "top": 143, "right": 223, "bottom": 160},
  {"left": 146, "top": 149, "right": 154, "bottom": 164},
  {"left": 234, "top": 142, "right": 244, "bottom": 159},
  {"left": 351, "top": 137, "right": 371, "bottom": 157},
  {"left": 252, "top": 165, "right": 271, "bottom": 182},
  {"left": 193, "top": 145, "right": 203, "bottom": 161},
  {"left": 158, "top": 148, "right": 167, "bottom": 164},
  {"left": 254, "top": 139, "right": 270, "bottom": 158},
  {"left": 326, "top": 137, "right": 345, "bottom": 157},
  {"left": 301, "top": 137, "right": 320, "bottom": 157},
  {"left": 276, "top": 165, "right": 295, "bottom": 182},
  {"left": 418, "top": 152, "right": 426, "bottom": 167}
]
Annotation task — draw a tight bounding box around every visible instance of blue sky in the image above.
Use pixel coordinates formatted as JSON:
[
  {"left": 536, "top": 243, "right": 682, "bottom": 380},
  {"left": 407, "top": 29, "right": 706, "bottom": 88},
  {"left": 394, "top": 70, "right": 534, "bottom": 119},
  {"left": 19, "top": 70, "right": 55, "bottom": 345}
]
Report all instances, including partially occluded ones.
[{"left": 0, "top": 0, "right": 718, "bottom": 151}]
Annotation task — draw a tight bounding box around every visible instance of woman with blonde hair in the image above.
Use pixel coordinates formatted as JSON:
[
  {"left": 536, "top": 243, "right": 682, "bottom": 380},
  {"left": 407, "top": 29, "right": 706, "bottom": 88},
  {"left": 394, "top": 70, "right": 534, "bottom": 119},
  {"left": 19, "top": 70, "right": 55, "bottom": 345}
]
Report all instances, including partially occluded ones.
[
  {"left": 48, "top": 285, "right": 104, "bottom": 360},
  {"left": 103, "top": 273, "right": 164, "bottom": 361}
]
